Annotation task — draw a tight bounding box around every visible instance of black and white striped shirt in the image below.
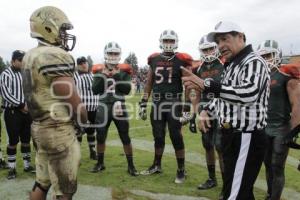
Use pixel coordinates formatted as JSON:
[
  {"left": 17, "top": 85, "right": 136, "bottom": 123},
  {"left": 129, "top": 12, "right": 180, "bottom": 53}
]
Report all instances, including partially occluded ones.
[
  {"left": 0, "top": 67, "right": 25, "bottom": 109},
  {"left": 74, "top": 71, "right": 99, "bottom": 111},
  {"left": 205, "top": 45, "right": 270, "bottom": 132}
]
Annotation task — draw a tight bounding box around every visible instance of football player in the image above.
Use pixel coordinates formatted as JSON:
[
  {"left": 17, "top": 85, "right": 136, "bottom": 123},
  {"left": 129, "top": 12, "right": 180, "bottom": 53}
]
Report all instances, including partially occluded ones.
[
  {"left": 257, "top": 40, "right": 300, "bottom": 200},
  {"left": 23, "top": 6, "right": 88, "bottom": 200},
  {"left": 91, "top": 42, "right": 138, "bottom": 176},
  {"left": 192, "top": 35, "right": 225, "bottom": 199},
  {"left": 139, "top": 30, "right": 193, "bottom": 184}
]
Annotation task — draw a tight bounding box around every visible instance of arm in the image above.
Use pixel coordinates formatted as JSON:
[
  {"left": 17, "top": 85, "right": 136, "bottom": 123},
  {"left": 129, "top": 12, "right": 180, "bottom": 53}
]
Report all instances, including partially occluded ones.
[
  {"left": 287, "top": 79, "right": 300, "bottom": 129},
  {"left": 52, "top": 76, "right": 87, "bottom": 124},
  {"left": 92, "top": 73, "right": 106, "bottom": 95},
  {"left": 181, "top": 66, "right": 192, "bottom": 106},
  {"left": 142, "top": 68, "right": 154, "bottom": 101},
  {"left": 114, "top": 72, "right": 131, "bottom": 95},
  {"left": 0, "top": 73, "right": 25, "bottom": 108}
]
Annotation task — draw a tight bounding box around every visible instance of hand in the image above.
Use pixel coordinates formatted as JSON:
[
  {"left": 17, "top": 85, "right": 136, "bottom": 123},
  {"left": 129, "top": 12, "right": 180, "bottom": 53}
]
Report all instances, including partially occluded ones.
[
  {"left": 189, "top": 113, "right": 197, "bottom": 133},
  {"left": 180, "top": 112, "right": 193, "bottom": 125},
  {"left": 138, "top": 100, "right": 147, "bottom": 120},
  {"left": 282, "top": 124, "right": 300, "bottom": 149},
  {"left": 198, "top": 110, "right": 211, "bottom": 133},
  {"left": 73, "top": 119, "right": 85, "bottom": 135},
  {"left": 20, "top": 103, "right": 29, "bottom": 114},
  {"left": 181, "top": 66, "right": 205, "bottom": 91}
]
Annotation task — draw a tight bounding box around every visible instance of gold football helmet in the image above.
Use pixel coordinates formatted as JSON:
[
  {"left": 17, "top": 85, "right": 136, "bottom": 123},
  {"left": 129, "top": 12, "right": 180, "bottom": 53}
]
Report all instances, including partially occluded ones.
[{"left": 30, "top": 6, "right": 76, "bottom": 51}]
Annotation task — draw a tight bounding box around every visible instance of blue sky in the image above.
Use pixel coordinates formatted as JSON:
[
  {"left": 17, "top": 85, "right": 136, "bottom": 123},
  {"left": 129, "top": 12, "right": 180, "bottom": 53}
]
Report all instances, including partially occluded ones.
[{"left": 0, "top": 0, "right": 299, "bottom": 66}]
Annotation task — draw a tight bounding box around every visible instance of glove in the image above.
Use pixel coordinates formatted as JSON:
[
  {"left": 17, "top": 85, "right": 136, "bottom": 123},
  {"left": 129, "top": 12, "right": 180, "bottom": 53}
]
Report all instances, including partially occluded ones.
[
  {"left": 179, "top": 101, "right": 192, "bottom": 125},
  {"left": 282, "top": 124, "right": 300, "bottom": 149},
  {"left": 138, "top": 99, "right": 147, "bottom": 120},
  {"left": 189, "top": 113, "right": 197, "bottom": 133},
  {"left": 180, "top": 112, "right": 193, "bottom": 125}
]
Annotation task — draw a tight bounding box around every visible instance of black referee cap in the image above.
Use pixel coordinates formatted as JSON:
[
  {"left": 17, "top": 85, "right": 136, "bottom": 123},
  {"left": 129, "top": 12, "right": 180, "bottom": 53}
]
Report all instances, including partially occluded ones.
[
  {"left": 12, "top": 50, "right": 25, "bottom": 61},
  {"left": 77, "top": 56, "right": 87, "bottom": 65}
]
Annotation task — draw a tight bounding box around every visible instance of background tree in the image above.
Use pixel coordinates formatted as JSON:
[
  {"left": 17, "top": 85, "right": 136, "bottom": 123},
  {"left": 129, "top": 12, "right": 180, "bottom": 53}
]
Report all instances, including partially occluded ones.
[
  {"left": 87, "top": 55, "right": 94, "bottom": 71},
  {"left": 124, "top": 52, "right": 138, "bottom": 73},
  {"left": 0, "top": 56, "right": 7, "bottom": 73}
]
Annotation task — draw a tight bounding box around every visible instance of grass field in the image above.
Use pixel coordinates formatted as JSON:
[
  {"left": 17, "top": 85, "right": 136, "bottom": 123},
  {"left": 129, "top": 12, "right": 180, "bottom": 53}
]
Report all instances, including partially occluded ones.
[{"left": 0, "top": 93, "right": 300, "bottom": 200}]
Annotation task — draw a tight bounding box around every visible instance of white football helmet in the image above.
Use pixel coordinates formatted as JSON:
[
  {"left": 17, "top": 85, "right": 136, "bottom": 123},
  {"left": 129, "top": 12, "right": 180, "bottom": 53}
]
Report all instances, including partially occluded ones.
[
  {"left": 104, "top": 41, "right": 121, "bottom": 65},
  {"left": 159, "top": 29, "right": 178, "bottom": 53},
  {"left": 257, "top": 40, "right": 282, "bottom": 69},
  {"left": 198, "top": 35, "right": 220, "bottom": 62}
]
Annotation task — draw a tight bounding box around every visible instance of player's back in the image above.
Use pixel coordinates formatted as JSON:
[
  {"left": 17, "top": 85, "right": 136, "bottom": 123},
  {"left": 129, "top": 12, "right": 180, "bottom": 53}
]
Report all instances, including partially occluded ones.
[{"left": 22, "top": 45, "right": 75, "bottom": 124}]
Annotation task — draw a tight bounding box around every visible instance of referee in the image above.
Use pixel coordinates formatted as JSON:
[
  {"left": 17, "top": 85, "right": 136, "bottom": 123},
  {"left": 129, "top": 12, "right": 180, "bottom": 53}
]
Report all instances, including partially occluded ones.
[
  {"left": 0, "top": 50, "right": 34, "bottom": 179},
  {"left": 74, "top": 56, "right": 98, "bottom": 160},
  {"left": 182, "top": 21, "right": 270, "bottom": 200}
]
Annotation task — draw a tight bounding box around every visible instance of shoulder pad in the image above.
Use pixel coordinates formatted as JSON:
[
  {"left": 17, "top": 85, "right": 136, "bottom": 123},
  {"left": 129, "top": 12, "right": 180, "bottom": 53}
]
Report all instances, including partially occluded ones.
[
  {"left": 279, "top": 63, "right": 300, "bottom": 79},
  {"left": 34, "top": 47, "right": 75, "bottom": 78},
  {"left": 118, "top": 63, "right": 133, "bottom": 75},
  {"left": 176, "top": 53, "right": 193, "bottom": 66},
  {"left": 91, "top": 64, "right": 105, "bottom": 74},
  {"left": 147, "top": 52, "right": 160, "bottom": 64}
]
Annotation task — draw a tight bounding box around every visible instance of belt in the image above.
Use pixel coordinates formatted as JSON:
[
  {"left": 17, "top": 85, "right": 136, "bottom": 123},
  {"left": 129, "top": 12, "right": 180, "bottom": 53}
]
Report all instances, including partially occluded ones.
[
  {"left": 221, "top": 122, "right": 232, "bottom": 129},
  {"left": 221, "top": 122, "right": 265, "bottom": 134}
]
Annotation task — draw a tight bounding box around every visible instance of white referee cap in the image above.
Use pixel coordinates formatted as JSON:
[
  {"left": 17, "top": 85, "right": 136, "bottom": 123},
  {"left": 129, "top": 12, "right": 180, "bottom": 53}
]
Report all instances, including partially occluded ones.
[{"left": 207, "top": 21, "right": 244, "bottom": 42}]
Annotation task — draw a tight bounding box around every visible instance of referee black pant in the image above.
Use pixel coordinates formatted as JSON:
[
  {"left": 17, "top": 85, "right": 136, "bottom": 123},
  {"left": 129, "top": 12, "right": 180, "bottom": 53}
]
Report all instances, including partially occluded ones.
[{"left": 221, "top": 128, "right": 267, "bottom": 200}]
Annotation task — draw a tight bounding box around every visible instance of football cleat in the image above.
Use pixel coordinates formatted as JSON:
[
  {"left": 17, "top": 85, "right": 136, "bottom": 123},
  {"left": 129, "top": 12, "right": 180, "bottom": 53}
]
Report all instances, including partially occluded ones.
[
  {"left": 90, "top": 163, "right": 106, "bottom": 173},
  {"left": 174, "top": 169, "right": 186, "bottom": 184},
  {"left": 140, "top": 165, "right": 162, "bottom": 175},
  {"left": 7, "top": 168, "right": 17, "bottom": 180},
  {"left": 128, "top": 166, "right": 139, "bottom": 176},
  {"left": 24, "top": 165, "right": 36, "bottom": 173},
  {"left": 197, "top": 178, "right": 217, "bottom": 190}
]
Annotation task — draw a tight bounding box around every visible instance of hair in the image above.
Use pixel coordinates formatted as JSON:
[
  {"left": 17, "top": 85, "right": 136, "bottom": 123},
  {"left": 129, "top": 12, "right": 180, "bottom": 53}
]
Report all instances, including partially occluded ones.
[
  {"left": 215, "top": 31, "right": 246, "bottom": 43},
  {"left": 229, "top": 31, "right": 246, "bottom": 42}
]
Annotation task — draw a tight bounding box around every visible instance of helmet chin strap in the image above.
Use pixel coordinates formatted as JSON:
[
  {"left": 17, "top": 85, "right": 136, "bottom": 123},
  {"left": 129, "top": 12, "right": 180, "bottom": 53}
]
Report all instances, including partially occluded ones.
[{"left": 105, "top": 63, "right": 118, "bottom": 70}]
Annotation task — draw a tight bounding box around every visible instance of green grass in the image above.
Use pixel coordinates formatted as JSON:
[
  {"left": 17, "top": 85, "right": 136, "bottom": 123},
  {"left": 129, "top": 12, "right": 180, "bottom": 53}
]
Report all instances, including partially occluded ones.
[{"left": 0, "top": 93, "right": 300, "bottom": 200}]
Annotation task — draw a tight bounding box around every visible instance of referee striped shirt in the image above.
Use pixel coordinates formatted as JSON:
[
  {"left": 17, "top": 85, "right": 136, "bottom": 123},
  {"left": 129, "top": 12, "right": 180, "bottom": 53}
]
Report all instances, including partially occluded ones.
[
  {"left": 74, "top": 71, "right": 99, "bottom": 111},
  {"left": 204, "top": 45, "right": 270, "bottom": 132},
  {"left": 0, "top": 67, "right": 25, "bottom": 109}
]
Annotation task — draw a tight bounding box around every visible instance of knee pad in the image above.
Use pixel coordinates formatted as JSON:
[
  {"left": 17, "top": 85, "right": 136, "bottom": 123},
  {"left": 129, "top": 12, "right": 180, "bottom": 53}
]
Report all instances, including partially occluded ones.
[
  {"left": 171, "top": 136, "right": 184, "bottom": 150},
  {"left": 272, "top": 165, "right": 284, "bottom": 177},
  {"left": 32, "top": 181, "right": 50, "bottom": 195},
  {"left": 202, "top": 135, "right": 213, "bottom": 151},
  {"left": 119, "top": 132, "right": 131, "bottom": 145},
  {"left": 96, "top": 129, "right": 107, "bottom": 144},
  {"left": 215, "top": 143, "right": 222, "bottom": 153},
  {"left": 154, "top": 137, "right": 165, "bottom": 148}
]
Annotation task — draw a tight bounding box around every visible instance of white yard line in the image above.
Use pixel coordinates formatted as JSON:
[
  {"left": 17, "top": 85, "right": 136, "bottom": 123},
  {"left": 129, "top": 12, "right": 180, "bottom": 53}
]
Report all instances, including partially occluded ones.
[
  {"left": 0, "top": 178, "right": 210, "bottom": 200},
  {"left": 107, "top": 138, "right": 300, "bottom": 200}
]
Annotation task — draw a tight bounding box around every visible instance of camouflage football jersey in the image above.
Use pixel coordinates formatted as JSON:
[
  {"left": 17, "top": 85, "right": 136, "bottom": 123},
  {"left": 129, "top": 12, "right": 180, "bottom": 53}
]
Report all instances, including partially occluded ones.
[
  {"left": 148, "top": 52, "right": 192, "bottom": 99},
  {"left": 266, "top": 70, "right": 291, "bottom": 136},
  {"left": 22, "top": 45, "right": 75, "bottom": 124}
]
